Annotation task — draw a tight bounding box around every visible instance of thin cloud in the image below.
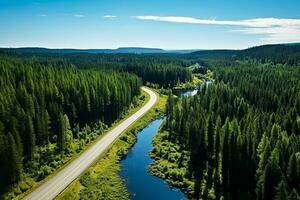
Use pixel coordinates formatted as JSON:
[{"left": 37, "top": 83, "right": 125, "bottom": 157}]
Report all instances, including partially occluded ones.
[
  {"left": 134, "top": 16, "right": 300, "bottom": 27},
  {"left": 232, "top": 26, "right": 300, "bottom": 43},
  {"left": 103, "top": 15, "right": 117, "bottom": 19},
  {"left": 38, "top": 14, "right": 47, "bottom": 17},
  {"left": 134, "top": 15, "right": 300, "bottom": 43},
  {"left": 37, "top": 13, "right": 86, "bottom": 18},
  {"left": 73, "top": 14, "right": 85, "bottom": 18}
]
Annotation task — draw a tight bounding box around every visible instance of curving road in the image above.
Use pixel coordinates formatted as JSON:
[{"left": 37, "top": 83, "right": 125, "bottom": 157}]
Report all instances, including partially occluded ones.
[{"left": 24, "top": 87, "right": 157, "bottom": 200}]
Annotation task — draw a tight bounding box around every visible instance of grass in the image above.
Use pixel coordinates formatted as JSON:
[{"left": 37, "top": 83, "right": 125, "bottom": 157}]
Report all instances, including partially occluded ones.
[
  {"left": 4, "top": 90, "right": 152, "bottom": 200},
  {"left": 173, "top": 70, "right": 214, "bottom": 90},
  {"left": 173, "top": 75, "right": 203, "bottom": 90},
  {"left": 55, "top": 90, "right": 167, "bottom": 200},
  {"left": 149, "top": 129, "right": 195, "bottom": 198}
]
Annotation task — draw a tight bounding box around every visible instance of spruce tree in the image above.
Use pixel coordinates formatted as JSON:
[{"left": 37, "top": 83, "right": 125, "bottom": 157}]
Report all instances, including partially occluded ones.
[
  {"left": 275, "top": 181, "right": 289, "bottom": 200},
  {"left": 214, "top": 116, "right": 221, "bottom": 168},
  {"left": 287, "top": 154, "right": 298, "bottom": 191},
  {"left": 57, "top": 112, "right": 66, "bottom": 152},
  {"left": 25, "top": 115, "right": 35, "bottom": 160},
  {"left": 288, "top": 189, "right": 300, "bottom": 200},
  {"left": 222, "top": 118, "right": 230, "bottom": 200},
  {"left": 206, "top": 115, "right": 214, "bottom": 159},
  {"left": 7, "top": 133, "right": 22, "bottom": 184}
]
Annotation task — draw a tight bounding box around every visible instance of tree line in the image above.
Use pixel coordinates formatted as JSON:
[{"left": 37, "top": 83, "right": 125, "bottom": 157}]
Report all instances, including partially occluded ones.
[
  {"left": 161, "top": 64, "right": 300, "bottom": 199},
  {"left": 0, "top": 52, "right": 193, "bottom": 87},
  {"left": 238, "top": 44, "right": 300, "bottom": 66},
  {"left": 66, "top": 54, "right": 193, "bottom": 86},
  {"left": 0, "top": 54, "right": 142, "bottom": 194}
]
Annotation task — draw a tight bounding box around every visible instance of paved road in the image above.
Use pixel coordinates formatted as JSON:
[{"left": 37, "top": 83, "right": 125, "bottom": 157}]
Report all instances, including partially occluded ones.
[{"left": 24, "top": 87, "right": 157, "bottom": 200}]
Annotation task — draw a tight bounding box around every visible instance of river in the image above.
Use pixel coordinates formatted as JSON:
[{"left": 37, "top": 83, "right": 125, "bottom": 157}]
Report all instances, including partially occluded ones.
[
  {"left": 173, "top": 80, "right": 213, "bottom": 97},
  {"left": 119, "top": 87, "right": 206, "bottom": 200}
]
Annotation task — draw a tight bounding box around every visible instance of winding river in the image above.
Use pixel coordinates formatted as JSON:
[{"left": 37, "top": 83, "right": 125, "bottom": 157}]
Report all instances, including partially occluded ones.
[
  {"left": 119, "top": 87, "right": 204, "bottom": 200},
  {"left": 119, "top": 118, "right": 185, "bottom": 200}
]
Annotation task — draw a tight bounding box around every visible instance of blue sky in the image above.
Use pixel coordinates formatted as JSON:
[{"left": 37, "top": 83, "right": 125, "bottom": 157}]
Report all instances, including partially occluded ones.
[{"left": 0, "top": 0, "right": 300, "bottom": 49}]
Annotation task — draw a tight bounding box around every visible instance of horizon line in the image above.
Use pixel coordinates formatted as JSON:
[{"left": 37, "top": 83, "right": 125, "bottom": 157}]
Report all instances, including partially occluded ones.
[{"left": 1, "top": 42, "right": 299, "bottom": 51}]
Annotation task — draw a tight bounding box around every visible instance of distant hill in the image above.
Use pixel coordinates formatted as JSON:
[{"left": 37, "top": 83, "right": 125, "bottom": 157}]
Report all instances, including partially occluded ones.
[
  {"left": 0, "top": 47, "right": 198, "bottom": 55},
  {"left": 188, "top": 43, "right": 300, "bottom": 65},
  {"left": 114, "top": 47, "right": 166, "bottom": 54},
  {"left": 240, "top": 43, "right": 300, "bottom": 56},
  {"left": 0, "top": 47, "right": 101, "bottom": 55},
  {"left": 189, "top": 49, "right": 238, "bottom": 58},
  {"left": 1, "top": 43, "right": 299, "bottom": 65},
  {"left": 238, "top": 43, "right": 300, "bottom": 65}
]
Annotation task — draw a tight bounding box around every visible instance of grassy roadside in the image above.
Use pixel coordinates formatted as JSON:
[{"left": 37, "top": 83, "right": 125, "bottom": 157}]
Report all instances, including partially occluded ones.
[
  {"left": 5, "top": 90, "right": 151, "bottom": 200},
  {"left": 56, "top": 89, "right": 167, "bottom": 200}
]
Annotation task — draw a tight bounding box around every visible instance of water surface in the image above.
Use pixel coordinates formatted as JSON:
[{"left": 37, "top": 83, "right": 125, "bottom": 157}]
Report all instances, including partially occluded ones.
[
  {"left": 120, "top": 119, "right": 186, "bottom": 200},
  {"left": 173, "top": 80, "right": 213, "bottom": 97}
]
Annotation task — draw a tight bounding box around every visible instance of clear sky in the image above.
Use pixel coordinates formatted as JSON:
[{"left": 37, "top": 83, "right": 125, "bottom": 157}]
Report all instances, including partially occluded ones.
[{"left": 0, "top": 0, "right": 300, "bottom": 49}]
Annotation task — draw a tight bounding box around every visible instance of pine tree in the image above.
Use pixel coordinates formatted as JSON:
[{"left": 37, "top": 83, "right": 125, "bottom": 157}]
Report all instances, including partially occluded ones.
[
  {"left": 166, "top": 91, "right": 175, "bottom": 128},
  {"left": 206, "top": 115, "right": 214, "bottom": 159},
  {"left": 222, "top": 118, "right": 230, "bottom": 200},
  {"left": 10, "top": 117, "right": 23, "bottom": 157},
  {"left": 275, "top": 181, "right": 289, "bottom": 200},
  {"left": 214, "top": 116, "right": 221, "bottom": 168},
  {"left": 261, "top": 158, "right": 282, "bottom": 200},
  {"left": 0, "top": 122, "right": 9, "bottom": 190},
  {"left": 288, "top": 189, "right": 300, "bottom": 200},
  {"left": 213, "top": 168, "right": 222, "bottom": 200},
  {"left": 7, "top": 133, "right": 22, "bottom": 184},
  {"left": 25, "top": 115, "right": 35, "bottom": 160},
  {"left": 287, "top": 154, "right": 299, "bottom": 191},
  {"left": 43, "top": 110, "right": 50, "bottom": 145},
  {"left": 57, "top": 112, "right": 66, "bottom": 152}
]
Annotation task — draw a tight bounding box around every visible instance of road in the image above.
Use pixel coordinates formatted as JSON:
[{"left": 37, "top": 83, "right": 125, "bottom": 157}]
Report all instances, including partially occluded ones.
[{"left": 24, "top": 87, "right": 157, "bottom": 200}]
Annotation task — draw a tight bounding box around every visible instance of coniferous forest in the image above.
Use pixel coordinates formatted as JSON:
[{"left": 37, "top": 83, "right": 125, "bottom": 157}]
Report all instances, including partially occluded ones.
[
  {"left": 152, "top": 63, "right": 300, "bottom": 200},
  {"left": 66, "top": 54, "right": 193, "bottom": 86},
  {"left": 0, "top": 44, "right": 300, "bottom": 200},
  {"left": 0, "top": 51, "right": 193, "bottom": 197},
  {"left": 1, "top": 0, "right": 299, "bottom": 199},
  {"left": 0, "top": 54, "right": 144, "bottom": 194}
]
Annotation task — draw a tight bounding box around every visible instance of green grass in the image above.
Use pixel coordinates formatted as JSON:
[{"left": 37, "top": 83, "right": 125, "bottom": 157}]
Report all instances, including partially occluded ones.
[
  {"left": 55, "top": 131, "right": 134, "bottom": 200},
  {"left": 173, "top": 70, "right": 214, "bottom": 90},
  {"left": 173, "top": 75, "right": 203, "bottom": 90},
  {"left": 149, "top": 129, "right": 195, "bottom": 198},
  {"left": 56, "top": 90, "right": 167, "bottom": 200}
]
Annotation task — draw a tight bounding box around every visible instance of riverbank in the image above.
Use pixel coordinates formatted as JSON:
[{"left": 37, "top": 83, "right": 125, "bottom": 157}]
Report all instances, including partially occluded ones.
[
  {"left": 149, "top": 129, "right": 195, "bottom": 198},
  {"left": 56, "top": 89, "right": 167, "bottom": 200},
  {"left": 148, "top": 85, "right": 213, "bottom": 199},
  {"left": 173, "top": 70, "right": 214, "bottom": 91},
  {"left": 173, "top": 74, "right": 202, "bottom": 90}
]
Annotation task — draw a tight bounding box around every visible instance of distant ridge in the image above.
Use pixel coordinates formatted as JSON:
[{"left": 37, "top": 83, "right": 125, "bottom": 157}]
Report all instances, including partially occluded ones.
[
  {"left": 189, "top": 49, "right": 238, "bottom": 57},
  {"left": 189, "top": 43, "right": 300, "bottom": 58},
  {"left": 0, "top": 47, "right": 197, "bottom": 55},
  {"left": 114, "top": 47, "right": 166, "bottom": 54},
  {"left": 1, "top": 43, "right": 299, "bottom": 57}
]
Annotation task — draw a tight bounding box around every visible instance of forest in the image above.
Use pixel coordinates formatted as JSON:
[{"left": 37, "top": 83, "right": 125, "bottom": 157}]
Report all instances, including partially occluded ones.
[
  {"left": 0, "top": 54, "right": 144, "bottom": 195},
  {"left": 151, "top": 63, "right": 300, "bottom": 200},
  {"left": 0, "top": 51, "right": 193, "bottom": 87},
  {"left": 0, "top": 51, "right": 194, "bottom": 197},
  {"left": 187, "top": 43, "right": 300, "bottom": 67},
  {"left": 1, "top": 44, "right": 300, "bottom": 199},
  {"left": 237, "top": 44, "right": 300, "bottom": 65},
  {"left": 66, "top": 54, "right": 193, "bottom": 86}
]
